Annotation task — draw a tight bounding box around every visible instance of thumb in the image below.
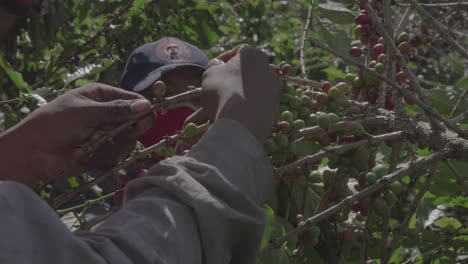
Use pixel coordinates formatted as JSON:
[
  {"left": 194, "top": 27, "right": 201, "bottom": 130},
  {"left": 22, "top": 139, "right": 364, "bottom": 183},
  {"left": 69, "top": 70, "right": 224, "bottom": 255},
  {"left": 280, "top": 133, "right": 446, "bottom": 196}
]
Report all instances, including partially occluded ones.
[
  {"left": 94, "top": 99, "right": 152, "bottom": 124},
  {"left": 184, "top": 108, "right": 210, "bottom": 126}
]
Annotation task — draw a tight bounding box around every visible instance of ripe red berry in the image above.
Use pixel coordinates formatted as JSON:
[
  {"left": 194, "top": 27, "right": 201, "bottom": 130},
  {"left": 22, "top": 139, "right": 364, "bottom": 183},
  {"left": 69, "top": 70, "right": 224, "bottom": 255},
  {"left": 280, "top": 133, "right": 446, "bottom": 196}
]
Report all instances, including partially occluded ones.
[
  {"left": 340, "top": 229, "right": 356, "bottom": 244},
  {"left": 354, "top": 183, "right": 361, "bottom": 191},
  {"left": 396, "top": 71, "right": 407, "bottom": 83},
  {"left": 321, "top": 81, "right": 333, "bottom": 93},
  {"left": 360, "top": 207, "right": 369, "bottom": 216},
  {"left": 316, "top": 93, "right": 329, "bottom": 105},
  {"left": 357, "top": 66, "right": 364, "bottom": 78},
  {"left": 349, "top": 47, "right": 363, "bottom": 57},
  {"left": 367, "top": 88, "right": 378, "bottom": 104},
  {"left": 302, "top": 90, "right": 315, "bottom": 99},
  {"left": 278, "top": 121, "right": 291, "bottom": 133},
  {"left": 356, "top": 213, "right": 366, "bottom": 221},
  {"left": 343, "top": 135, "right": 359, "bottom": 143},
  {"left": 371, "top": 43, "right": 386, "bottom": 59},
  {"left": 405, "top": 81, "right": 415, "bottom": 92},
  {"left": 404, "top": 92, "right": 416, "bottom": 105},
  {"left": 354, "top": 13, "right": 370, "bottom": 25},
  {"left": 385, "top": 93, "right": 395, "bottom": 110},
  {"left": 360, "top": 24, "right": 372, "bottom": 36},
  {"left": 396, "top": 63, "right": 402, "bottom": 72},
  {"left": 368, "top": 34, "right": 379, "bottom": 48},
  {"left": 281, "top": 64, "right": 293, "bottom": 75},
  {"left": 367, "top": 60, "right": 377, "bottom": 68},
  {"left": 318, "top": 132, "right": 331, "bottom": 146},
  {"left": 352, "top": 202, "right": 361, "bottom": 212}
]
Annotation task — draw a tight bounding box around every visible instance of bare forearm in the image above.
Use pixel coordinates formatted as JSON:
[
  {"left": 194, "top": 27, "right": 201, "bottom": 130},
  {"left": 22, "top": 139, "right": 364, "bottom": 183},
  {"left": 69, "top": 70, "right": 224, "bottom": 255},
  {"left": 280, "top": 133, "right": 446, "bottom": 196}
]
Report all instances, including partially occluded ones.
[{"left": 0, "top": 123, "right": 40, "bottom": 188}]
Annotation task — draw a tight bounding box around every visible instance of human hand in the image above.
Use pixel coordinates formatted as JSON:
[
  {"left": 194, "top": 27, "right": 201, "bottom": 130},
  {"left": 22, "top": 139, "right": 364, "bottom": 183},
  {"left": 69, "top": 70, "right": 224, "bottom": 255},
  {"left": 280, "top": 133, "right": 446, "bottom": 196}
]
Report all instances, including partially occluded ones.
[
  {"left": 185, "top": 45, "right": 283, "bottom": 143},
  {"left": 0, "top": 83, "right": 153, "bottom": 187}
]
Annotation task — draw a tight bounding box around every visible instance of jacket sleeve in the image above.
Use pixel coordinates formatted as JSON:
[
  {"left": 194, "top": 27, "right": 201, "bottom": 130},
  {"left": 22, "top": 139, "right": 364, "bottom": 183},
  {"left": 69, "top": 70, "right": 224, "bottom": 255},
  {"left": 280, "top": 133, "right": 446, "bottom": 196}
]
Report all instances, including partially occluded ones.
[{"left": 0, "top": 119, "right": 273, "bottom": 264}]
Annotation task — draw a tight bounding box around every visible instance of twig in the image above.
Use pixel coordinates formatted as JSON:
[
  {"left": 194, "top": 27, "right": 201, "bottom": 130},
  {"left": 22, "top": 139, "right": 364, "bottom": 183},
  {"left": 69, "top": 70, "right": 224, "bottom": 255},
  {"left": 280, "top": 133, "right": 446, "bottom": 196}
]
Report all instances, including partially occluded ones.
[
  {"left": 449, "top": 87, "right": 468, "bottom": 118},
  {"left": 398, "top": 2, "right": 468, "bottom": 7},
  {"left": 280, "top": 75, "right": 322, "bottom": 89},
  {"left": 379, "top": 210, "right": 391, "bottom": 264},
  {"left": 260, "top": 151, "right": 448, "bottom": 254},
  {"left": 55, "top": 1, "right": 133, "bottom": 68},
  {"left": 395, "top": 6, "right": 412, "bottom": 36},
  {"left": 78, "top": 208, "right": 119, "bottom": 231},
  {"left": 292, "top": 117, "right": 388, "bottom": 138},
  {"left": 0, "top": 98, "right": 20, "bottom": 106},
  {"left": 300, "top": 4, "right": 313, "bottom": 80},
  {"left": 309, "top": 38, "right": 466, "bottom": 136},
  {"left": 389, "top": 142, "right": 401, "bottom": 173},
  {"left": 51, "top": 122, "right": 210, "bottom": 209},
  {"left": 360, "top": 0, "right": 428, "bottom": 104},
  {"left": 313, "top": 174, "right": 337, "bottom": 215},
  {"left": 452, "top": 110, "right": 468, "bottom": 123},
  {"left": 275, "top": 131, "right": 405, "bottom": 175},
  {"left": 361, "top": 210, "right": 374, "bottom": 264},
  {"left": 384, "top": 168, "right": 437, "bottom": 263},
  {"left": 85, "top": 88, "right": 201, "bottom": 156},
  {"left": 445, "top": 160, "right": 468, "bottom": 194},
  {"left": 56, "top": 191, "right": 116, "bottom": 215},
  {"left": 406, "top": 0, "right": 468, "bottom": 60}
]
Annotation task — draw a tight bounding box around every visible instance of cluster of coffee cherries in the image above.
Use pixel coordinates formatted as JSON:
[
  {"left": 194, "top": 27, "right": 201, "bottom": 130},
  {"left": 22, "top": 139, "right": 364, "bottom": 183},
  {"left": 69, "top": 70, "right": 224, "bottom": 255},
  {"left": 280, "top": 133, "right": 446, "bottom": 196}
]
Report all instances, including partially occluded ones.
[{"left": 348, "top": 2, "right": 416, "bottom": 108}]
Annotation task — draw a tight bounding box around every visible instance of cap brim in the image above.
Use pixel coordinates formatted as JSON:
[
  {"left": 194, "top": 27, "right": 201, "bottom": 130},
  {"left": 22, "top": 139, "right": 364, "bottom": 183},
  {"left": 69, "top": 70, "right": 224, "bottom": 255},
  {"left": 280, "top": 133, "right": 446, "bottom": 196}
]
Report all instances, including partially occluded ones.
[{"left": 131, "top": 63, "right": 206, "bottom": 93}]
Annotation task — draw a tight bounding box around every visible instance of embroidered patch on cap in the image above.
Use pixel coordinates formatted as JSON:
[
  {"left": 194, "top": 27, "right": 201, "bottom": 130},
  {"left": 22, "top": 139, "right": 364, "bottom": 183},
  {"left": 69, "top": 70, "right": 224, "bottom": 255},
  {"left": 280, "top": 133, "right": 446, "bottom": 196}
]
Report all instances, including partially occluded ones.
[{"left": 155, "top": 38, "right": 191, "bottom": 62}]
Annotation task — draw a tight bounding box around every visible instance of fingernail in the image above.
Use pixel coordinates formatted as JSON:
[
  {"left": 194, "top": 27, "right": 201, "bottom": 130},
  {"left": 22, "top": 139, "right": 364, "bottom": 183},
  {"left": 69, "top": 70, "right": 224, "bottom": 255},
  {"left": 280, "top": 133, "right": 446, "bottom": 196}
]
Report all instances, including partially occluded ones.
[
  {"left": 207, "top": 58, "right": 224, "bottom": 68},
  {"left": 130, "top": 99, "right": 151, "bottom": 113}
]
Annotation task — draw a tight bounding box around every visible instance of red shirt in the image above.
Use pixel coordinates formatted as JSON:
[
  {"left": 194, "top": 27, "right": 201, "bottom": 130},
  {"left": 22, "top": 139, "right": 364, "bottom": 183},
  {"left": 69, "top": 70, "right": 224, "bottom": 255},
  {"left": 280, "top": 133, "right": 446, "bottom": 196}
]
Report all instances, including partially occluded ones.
[{"left": 138, "top": 106, "right": 195, "bottom": 147}]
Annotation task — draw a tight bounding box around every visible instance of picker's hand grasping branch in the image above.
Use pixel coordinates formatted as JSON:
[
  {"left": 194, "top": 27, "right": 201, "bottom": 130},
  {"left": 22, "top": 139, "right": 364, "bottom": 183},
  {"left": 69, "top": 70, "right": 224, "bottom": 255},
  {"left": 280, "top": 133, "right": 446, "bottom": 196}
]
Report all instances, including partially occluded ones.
[
  {"left": 0, "top": 83, "right": 153, "bottom": 188},
  {"left": 186, "top": 45, "right": 283, "bottom": 143}
]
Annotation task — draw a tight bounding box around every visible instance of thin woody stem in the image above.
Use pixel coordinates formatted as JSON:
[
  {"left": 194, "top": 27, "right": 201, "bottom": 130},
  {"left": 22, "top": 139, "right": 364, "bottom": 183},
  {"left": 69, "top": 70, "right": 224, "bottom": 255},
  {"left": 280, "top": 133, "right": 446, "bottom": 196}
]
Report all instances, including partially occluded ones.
[
  {"left": 275, "top": 131, "right": 406, "bottom": 175},
  {"left": 51, "top": 122, "right": 209, "bottom": 209},
  {"left": 261, "top": 151, "right": 449, "bottom": 254},
  {"left": 299, "top": 4, "right": 313, "bottom": 81},
  {"left": 309, "top": 38, "right": 466, "bottom": 136}
]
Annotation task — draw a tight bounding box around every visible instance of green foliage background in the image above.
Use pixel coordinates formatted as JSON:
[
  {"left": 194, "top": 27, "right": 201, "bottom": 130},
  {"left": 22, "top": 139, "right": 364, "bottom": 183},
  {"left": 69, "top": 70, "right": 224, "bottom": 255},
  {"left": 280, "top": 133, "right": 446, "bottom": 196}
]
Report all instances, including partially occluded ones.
[{"left": 0, "top": 0, "right": 467, "bottom": 263}]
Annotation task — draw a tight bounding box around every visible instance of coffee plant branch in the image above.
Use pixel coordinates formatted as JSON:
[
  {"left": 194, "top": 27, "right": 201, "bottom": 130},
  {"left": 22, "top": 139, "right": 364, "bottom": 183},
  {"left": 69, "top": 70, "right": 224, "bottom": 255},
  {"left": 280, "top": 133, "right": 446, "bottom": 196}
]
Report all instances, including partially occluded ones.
[
  {"left": 395, "top": 6, "right": 412, "bottom": 36},
  {"left": 444, "top": 160, "right": 468, "bottom": 194},
  {"left": 361, "top": 209, "right": 374, "bottom": 262},
  {"left": 406, "top": 0, "right": 468, "bottom": 60},
  {"left": 261, "top": 151, "right": 449, "bottom": 254},
  {"left": 275, "top": 131, "right": 406, "bottom": 175},
  {"left": 56, "top": 191, "right": 116, "bottom": 216},
  {"left": 55, "top": 1, "right": 133, "bottom": 68},
  {"left": 383, "top": 0, "right": 403, "bottom": 114},
  {"left": 51, "top": 122, "right": 209, "bottom": 209},
  {"left": 449, "top": 87, "right": 468, "bottom": 118},
  {"left": 360, "top": 0, "right": 428, "bottom": 105},
  {"left": 292, "top": 117, "right": 387, "bottom": 138},
  {"left": 399, "top": 2, "right": 468, "bottom": 7},
  {"left": 383, "top": 168, "right": 437, "bottom": 263},
  {"left": 299, "top": 4, "right": 313, "bottom": 80},
  {"left": 280, "top": 75, "right": 322, "bottom": 89},
  {"left": 0, "top": 98, "right": 20, "bottom": 106},
  {"left": 309, "top": 38, "right": 466, "bottom": 136},
  {"left": 379, "top": 209, "right": 391, "bottom": 263},
  {"left": 85, "top": 88, "right": 201, "bottom": 156}
]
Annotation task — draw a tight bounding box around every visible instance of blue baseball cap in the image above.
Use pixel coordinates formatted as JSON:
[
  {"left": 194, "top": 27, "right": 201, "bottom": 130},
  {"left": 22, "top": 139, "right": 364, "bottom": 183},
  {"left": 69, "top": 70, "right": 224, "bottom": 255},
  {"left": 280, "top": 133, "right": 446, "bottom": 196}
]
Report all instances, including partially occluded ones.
[{"left": 121, "top": 37, "right": 209, "bottom": 93}]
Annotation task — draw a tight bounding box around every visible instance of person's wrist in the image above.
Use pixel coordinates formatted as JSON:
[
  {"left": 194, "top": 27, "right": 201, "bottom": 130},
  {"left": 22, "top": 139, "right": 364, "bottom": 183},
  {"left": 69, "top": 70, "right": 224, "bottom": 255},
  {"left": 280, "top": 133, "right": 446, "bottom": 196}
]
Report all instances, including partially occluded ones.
[{"left": 0, "top": 121, "right": 43, "bottom": 188}]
